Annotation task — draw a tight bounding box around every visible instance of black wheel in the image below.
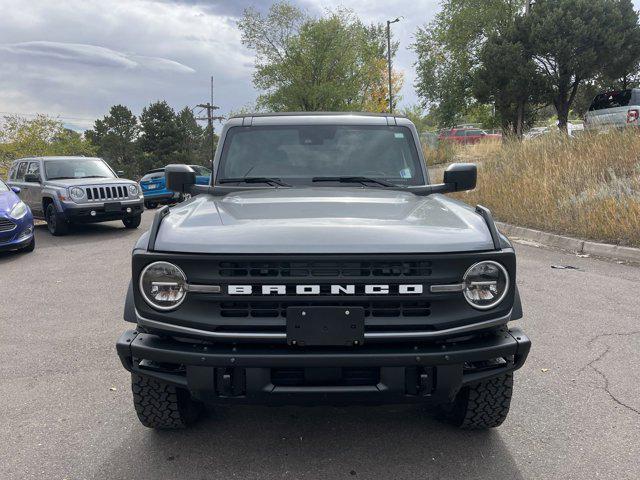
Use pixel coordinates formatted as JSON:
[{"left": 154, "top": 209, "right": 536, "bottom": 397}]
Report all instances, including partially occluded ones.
[
  {"left": 20, "top": 236, "right": 35, "bottom": 253},
  {"left": 145, "top": 202, "right": 158, "bottom": 209},
  {"left": 123, "top": 215, "right": 142, "bottom": 229},
  {"left": 436, "top": 373, "right": 513, "bottom": 430},
  {"left": 131, "top": 373, "right": 202, "bottom": 429},
  {"left": 45, "top": 204, "right": 69, "bottom": 236}
]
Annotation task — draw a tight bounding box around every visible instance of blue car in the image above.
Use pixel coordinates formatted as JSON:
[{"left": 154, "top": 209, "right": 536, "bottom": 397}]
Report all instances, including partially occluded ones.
[
  {"left": 140, "top": 165, "right": 211, "bottom": 209},
  {"left": 0, "top": 178, "right": 35, "bottom": 253}
]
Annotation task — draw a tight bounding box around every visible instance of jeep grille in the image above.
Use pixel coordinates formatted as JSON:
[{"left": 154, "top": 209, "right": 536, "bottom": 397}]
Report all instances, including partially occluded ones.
[{"left": 85, "top": 185, "right": 130, "bottom": 202}]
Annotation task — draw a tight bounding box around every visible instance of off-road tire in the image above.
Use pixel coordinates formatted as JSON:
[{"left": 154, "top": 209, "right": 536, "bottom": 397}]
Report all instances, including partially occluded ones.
[
  {"left": 123, "top": 215, "right": 142, "bottom": 229},
  {"left": 45, "top": 204, "right": 69, "bottom": 236},
  {"left": 437, "top": 373, "right": 513, "bottom": 430},
  {"left": 131, "top": 373, "right": 202, "bottom": 429}
]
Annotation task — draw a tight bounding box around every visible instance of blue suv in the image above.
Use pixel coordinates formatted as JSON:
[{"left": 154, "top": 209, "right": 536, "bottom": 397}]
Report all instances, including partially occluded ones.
[
  {"left": 0, "top": 178, "right": 35, "bottom": 253},
  {"left": 140, "top": 165, "right": 211, "bottom": 209}
]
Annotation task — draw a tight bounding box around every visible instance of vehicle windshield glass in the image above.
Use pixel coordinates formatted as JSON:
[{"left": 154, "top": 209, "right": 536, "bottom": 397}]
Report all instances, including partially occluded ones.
[
  {"left": 191, "top": 166, "right": 211, "bottom": 176},
  {"left": 44, "top": 159, "right": 115, "bottom": 180},
  {"left": 589, "top": 90, "right": 632, "bottom": 110},
  {"left": 0, "top": 179, "right": 8, "bottom": 192},
  {"left": 141, "top": 171, "right": 165, "bottom": 182},
  {"left": 217, "top": 125, "right": 423, "bottom": 186}
]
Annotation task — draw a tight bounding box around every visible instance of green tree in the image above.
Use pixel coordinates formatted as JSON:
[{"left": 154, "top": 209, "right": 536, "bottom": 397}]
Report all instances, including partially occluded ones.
[
  {"left": 0, "top": 115, "right": 95, "bottom": 176},
  {"left": 473, "top": 23, "right": 546, "bottom": 136},
  {"left": 525, "top": 0, "right": 640, "bottom": 132},
  {"left": 138, "top": 101, "right": 180, "bottom": 172},
  {"left": 412, "top": 0, "right": 525, "bottom": 127},
  {"left": 239, "top": 1, "right": 398, "bottom": 112},
  {"left": 86, "top": 105, "right": 140, "bottom": 177}
]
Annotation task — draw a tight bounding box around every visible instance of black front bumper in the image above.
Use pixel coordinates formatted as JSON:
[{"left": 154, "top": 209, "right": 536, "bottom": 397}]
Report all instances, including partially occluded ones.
[
  {"left": 62, "top": 202, "right": 143, "bottom": 223},
  {"left": 116, "top": 326, "right": 531, "bottom": 406}
]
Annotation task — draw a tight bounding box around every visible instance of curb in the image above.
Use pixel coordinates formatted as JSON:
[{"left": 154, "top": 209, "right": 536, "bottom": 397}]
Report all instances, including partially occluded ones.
[{"left": 495, "top": 222, "right": 640, "bottom": 263}]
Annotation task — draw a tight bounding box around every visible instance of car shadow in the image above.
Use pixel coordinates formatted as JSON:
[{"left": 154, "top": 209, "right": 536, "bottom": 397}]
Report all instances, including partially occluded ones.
[{"left": 93, "top": 405, "right": 524, "bottom": 479}]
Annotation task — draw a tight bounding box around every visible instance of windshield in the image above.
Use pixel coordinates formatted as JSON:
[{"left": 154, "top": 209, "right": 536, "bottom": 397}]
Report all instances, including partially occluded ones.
[
  {"left": 217, "top": 125, "right": 424, "bottom": 186},
  {"left": 0, "top": 179, "right": 8, "bottom": 192},
  {"left": 190, "top": 165, "right": 211, "bottom": 176},
  {"left": 44, "top": 159, "right": 115, "bottom": 180}
]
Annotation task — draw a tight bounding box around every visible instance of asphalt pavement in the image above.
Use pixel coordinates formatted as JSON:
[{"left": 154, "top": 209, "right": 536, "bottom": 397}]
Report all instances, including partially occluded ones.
[{"left": 0, "top": 211, "right": 638, "bottom": 479}]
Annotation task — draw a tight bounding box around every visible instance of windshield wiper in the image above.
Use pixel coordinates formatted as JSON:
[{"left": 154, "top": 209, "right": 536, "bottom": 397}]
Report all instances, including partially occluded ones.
[
  {"left": 312, "top": 176, "right": 398, "bottom": 188},
  {"left": 218, "top": 177, "right": 291, "bottom": 187}
]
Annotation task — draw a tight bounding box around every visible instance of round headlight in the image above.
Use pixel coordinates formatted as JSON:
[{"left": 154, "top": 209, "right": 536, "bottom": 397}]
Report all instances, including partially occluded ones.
[
  {"left": 129, "top": 184, "right": 139, "bottom": 196},
  {"left": 462, "top": 261, "right": 509, "bottom": 310},
  {"left": 139, "top": 261, "right": 187, "bottom": 311},
  {"left": 10, "top": 201, "right": 29, "bottom": 219},
  {"left": 70, "top": 187, "right": 85, "bottom": 200}
]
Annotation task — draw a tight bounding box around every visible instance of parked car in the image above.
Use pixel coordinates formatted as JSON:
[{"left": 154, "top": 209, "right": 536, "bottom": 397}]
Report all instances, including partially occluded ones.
[
  {"left": 0, "top": 178, "right": 35, "bottom": 253},
  {"left": 438, "top": 127, "right": 502, "bottom": 145},
  {"left": 584, "top": 88, "right": 640, "bottom": 131},
  {"left": 140, "top": 165, "right": 211, "bottom": 209},
  {"left": 6, "top": 156, "right": 144, "bottom": 236},
  {"left": 116, "top": 112, "right": 530, "bottom": 431}
]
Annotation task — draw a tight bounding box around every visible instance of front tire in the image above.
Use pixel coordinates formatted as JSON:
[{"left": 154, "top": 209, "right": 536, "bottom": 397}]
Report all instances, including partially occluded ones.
[
  {"left": 45, "top": 204, "right": 68, "bottom": 236},
  {"left": 436, "top": 373, "right": 513, "bottom": 429},
  {"left": 123, "top": 215, "right": 142, "bottom": 229},
  {"left": 145, "top": 202, "right": 158, "bottom": 209},
  {"left": 131, "top": 373, "right": 202, "bottom": 429}
]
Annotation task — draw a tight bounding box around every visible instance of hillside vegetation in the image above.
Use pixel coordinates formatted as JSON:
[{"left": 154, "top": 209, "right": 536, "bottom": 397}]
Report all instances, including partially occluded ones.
[{"left": 431, "top": 132, "right": 640, "bottom": 248}]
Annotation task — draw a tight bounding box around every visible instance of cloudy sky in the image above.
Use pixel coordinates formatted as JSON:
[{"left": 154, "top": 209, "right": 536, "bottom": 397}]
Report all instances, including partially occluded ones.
[
  {"left": 0, "top": 0, "right": 440, "bottom": 130},
  {"left": 2, "top": 1, "right": 639, "bottom": 130}
]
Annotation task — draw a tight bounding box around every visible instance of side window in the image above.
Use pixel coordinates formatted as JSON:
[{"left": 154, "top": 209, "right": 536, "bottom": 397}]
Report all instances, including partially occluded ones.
[
  {"left": 454, "top": 130, "right": 466, "bottom": 137},
  {"left": 26, "top": 162, "right": 40, "bottom": 177},
  {"left": 16, "top": 162, "right": 28, "bottom": 181},
  {"left": 8, "top": 163, "right": 17, "bottom": 180}
]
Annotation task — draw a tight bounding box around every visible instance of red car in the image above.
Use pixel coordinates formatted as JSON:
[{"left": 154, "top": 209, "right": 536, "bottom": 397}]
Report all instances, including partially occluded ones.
[{"left": 438, "top": 127, "right": 502, "bottom": 145}]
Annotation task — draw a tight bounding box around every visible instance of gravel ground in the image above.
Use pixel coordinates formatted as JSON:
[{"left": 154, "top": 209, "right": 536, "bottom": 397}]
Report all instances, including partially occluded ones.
[{"left": 1, "top": 211, "right": 638, "bottom": 479}]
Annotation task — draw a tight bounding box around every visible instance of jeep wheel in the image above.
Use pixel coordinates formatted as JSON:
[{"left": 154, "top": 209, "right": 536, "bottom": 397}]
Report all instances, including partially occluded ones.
[
  {"left": 45, "top": 204, "right": 69, "bottom": 236},
  {"left": 145, "top": 202, "right": 158, "bottom": 209},
  {"left": 436, "top": 373, "right": 513, "bottom": 430},
  {"left": 131, "top": 373, "right": 202, "bottom": 429},
  {"left": 123, "top": 215, "right": 142, "bottom": 229}
]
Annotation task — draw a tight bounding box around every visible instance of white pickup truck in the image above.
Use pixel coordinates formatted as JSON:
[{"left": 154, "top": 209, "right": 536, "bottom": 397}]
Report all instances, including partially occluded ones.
[{"left": 584, "top": 88, "right": 640, "bottom": 131}]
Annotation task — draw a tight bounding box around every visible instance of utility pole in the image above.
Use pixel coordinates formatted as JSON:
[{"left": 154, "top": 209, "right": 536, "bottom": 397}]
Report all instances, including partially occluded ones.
[
  {"left": 516, "top": 1, "right": 533, "bottom": 138},
  {"left": 386, "top": 18, "right": 401, "bottom": 113},
  {"left": 195, "top": 76, "right": 224, "bottom": 166}
]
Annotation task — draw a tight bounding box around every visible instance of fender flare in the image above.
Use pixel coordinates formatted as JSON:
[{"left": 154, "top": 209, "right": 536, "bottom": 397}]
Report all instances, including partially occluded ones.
[{"left": 123, "top": 281, "right": 136, "bottom": 323}]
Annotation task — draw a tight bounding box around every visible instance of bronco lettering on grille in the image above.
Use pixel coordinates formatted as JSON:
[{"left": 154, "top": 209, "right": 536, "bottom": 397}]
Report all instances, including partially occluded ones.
[{"left": 227, "top": 284, "right": 424, "bottom": 295}]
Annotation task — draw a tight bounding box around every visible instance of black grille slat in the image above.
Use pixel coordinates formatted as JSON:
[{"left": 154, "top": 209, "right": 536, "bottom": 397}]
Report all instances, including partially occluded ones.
[
  {"left": 218, "top": 300, "right": 431, "bottom": 319},
  {"left": 0, "top": 217, "right": 16, "bottom": 232},
  {"left": 218, "top": 260, "right": 432, "bottom": 278}
]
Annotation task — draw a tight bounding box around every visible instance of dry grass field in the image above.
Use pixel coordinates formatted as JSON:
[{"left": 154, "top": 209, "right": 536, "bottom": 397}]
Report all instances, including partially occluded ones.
[{"left": 430, "top": 131, "right": 640, "bottom": 248}]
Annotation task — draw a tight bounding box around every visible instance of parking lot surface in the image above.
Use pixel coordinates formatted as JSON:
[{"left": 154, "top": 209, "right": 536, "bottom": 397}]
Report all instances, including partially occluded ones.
[{"left": 1, "top": 211, "right": 639, "bottom": 479}]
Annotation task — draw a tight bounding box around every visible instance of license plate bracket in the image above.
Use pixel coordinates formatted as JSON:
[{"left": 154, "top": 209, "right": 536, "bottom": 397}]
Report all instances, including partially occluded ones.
[
  {"left": 286, "top": 306, "right": 364, "bottom": 346},
  {"left": 104, "top": 202, "right": 122, "bottom": 212}
]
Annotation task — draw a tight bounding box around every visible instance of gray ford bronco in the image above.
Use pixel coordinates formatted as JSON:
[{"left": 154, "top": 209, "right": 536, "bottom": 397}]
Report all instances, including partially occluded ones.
[
  {"left": 7, "top": 156, "right": 144, "bottom": 236},
  {"left": 116, "top": 113, "right": 530, "bottom": 430}
]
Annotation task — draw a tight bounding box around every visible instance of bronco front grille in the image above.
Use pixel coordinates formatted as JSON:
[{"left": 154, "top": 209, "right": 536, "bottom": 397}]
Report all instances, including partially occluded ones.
[
  {"left": 219, "top": 300, "right": 431, "bottom": 318},
  {"left": 218, "top": 260, "right": 432, "bottom": 278},
  {"left": 0, "top": 217, "right": 16, "bottom": 233},
  {"left": 85, "top": 185, "right": 130, "bottom": 202}
]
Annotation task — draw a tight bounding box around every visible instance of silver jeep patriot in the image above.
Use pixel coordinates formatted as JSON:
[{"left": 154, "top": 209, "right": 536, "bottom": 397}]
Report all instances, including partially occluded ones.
[
  {"left": 7, "top": 156, "right": 144, "bottom": 235},
  {"left": 116, "top": 113, "right": 530, "bottom": 430}
]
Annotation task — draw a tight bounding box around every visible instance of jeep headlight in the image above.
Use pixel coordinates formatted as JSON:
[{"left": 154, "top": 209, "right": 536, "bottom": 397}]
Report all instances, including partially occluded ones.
[
  {"left": 129, "top": 184, "right": 139, "bottom": 196},
  {"left": 462, "top": 261, "right": 509, "bottom": 310},
  {"left": 70, "top": 187, "right": 85, "bottom": 201},
  {"left": 139, "top": 261, "right": 187, "bottom": 310},
  {"left": 10, "top": 201, "right": 29, "bottom": 219}
]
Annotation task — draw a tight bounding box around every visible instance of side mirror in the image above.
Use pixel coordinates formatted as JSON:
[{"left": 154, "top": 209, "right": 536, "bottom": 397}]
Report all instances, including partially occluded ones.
[
  {"left": 165, "top": 164, "right": 196, "bottom": 194},
  {"left": 117, "top": 170, "right": 125, "bottom": 176},
  {"left": 11, "top": 186, "right": 21, "bottom": 194},
  {"left": 443, "top": 163, "right": 477, "bottom": 192},
  {"left": 24, "top": 173, "right": 41, "bottom": 183}
]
